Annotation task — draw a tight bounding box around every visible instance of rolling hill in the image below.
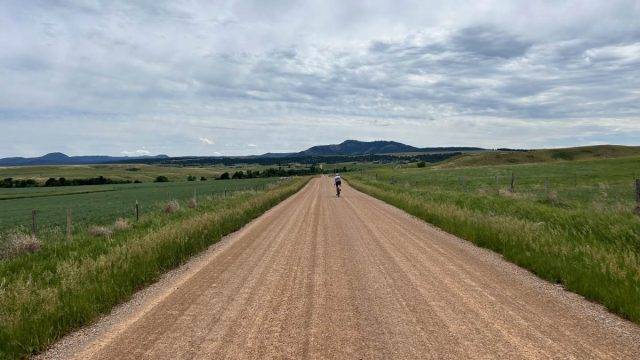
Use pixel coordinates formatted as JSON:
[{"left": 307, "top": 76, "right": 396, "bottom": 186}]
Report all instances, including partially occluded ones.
[{"left": 437, "top": 145, "right": 640, "bottom": 168}]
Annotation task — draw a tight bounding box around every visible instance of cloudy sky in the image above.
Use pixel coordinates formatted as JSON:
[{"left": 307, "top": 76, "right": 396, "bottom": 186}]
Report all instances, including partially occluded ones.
[{"left": 1, "top": 0, "right": 639, "bottom": 157}]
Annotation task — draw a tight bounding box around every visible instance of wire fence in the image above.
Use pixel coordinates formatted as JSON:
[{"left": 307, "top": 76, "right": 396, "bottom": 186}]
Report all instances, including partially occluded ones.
[
  {"left": 363, "top": 171, "right": 640, "bottom": 213},
  {"left": 0, "top": 178, "right": 279, "bottom": 240}
]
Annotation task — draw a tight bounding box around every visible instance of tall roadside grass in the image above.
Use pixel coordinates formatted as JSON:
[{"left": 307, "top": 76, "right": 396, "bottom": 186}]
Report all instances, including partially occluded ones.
[
  {"left": 0, "top": 177, "right": 309, "bottom": 359},
  {"left": 348, "top": 174, "right": 640, "bottom": 325}
]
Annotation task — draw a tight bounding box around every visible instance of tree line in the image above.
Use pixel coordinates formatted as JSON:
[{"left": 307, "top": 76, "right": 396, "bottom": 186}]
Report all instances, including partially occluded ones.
[
  {"left": 116, "top": 153, "right": 462, "bottom": 166},
  {"left": 215, "top": 165, "right": 331, "bottom": 180},
  {"left": 1, "top": 176, "right": 135, "bottom": 188},
  {"left": 1, "top": 165, "right": 347, "bottom": 188}
]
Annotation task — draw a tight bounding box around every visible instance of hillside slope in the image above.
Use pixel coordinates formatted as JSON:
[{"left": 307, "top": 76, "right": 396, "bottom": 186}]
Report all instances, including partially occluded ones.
[
  {"left": 298, "top": 140, "right": 419, "bottom": 156},
  {"left": 294, "top": 140, "right": 483, "bottom": 157},
  {"left": 438, "top": 145, "right": 640, "bottom": 168}
]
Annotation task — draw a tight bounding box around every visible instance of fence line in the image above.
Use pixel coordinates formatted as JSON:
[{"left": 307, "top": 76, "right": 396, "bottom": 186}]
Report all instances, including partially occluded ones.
[{"left": 1, "top": 180, "right": 277, "bottom": 238}]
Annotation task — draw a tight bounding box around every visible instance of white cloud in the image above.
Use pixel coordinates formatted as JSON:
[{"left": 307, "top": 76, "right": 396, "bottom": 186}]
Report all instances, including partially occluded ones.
[
  {"left": 247, "top": 143, "right": 257, "bottom": 148},
  {"left": 199, "top": 137, "right": 214, "bottom": 145},
  {"left": 121, "top": 149, "right": 151, "bottom": 156}
]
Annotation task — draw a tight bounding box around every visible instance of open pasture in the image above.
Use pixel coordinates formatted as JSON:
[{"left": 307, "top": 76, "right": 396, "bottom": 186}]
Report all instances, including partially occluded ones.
[{"left": 0, "top": 177, "right": 276, "bottom": 239}]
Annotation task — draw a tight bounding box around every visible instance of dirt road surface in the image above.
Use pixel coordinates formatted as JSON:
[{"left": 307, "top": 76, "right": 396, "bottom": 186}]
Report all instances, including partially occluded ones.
[{"left": 41, "top": 178, "right": 640, "bottom": 359}]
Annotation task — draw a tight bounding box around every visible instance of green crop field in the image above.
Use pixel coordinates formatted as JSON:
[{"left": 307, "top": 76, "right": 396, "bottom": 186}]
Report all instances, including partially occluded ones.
[
  {"left": 0, "top": 178, "right": 278, "bottom": 239},
  {"left": 348, "top": 155, "right": 640, "bottom": 323}
]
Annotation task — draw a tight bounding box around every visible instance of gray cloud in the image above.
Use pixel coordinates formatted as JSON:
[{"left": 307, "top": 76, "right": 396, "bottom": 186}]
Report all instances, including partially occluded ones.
[
  {"left": 452, "top": 25, "right": 532, "bottom": 58},
  {"left": 0, "top": 0, "right": 639, "bottom": 156}
]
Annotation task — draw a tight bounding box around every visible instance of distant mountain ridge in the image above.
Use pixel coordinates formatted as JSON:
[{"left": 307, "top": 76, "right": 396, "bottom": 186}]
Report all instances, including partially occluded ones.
[
  {"left": 299, "top": 140, "right": 419, "bottom": 156},
  {"left": 0, "top": 152, "right": 169, "bottom": 166},
  {"left": 262, "top": 140, "right": 484, "bottom": 157},
  {"left": 0, "top": 140, "right": 483, "bottom": 166}
]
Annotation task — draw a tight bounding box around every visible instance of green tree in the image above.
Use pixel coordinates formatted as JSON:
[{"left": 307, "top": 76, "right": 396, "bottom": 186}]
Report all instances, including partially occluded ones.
[
  {"left": 232, "top": 171, "right": 244, "bottom": 179},
  {"left": 154, "top": 175, "right": 169, "bottom": 183}
]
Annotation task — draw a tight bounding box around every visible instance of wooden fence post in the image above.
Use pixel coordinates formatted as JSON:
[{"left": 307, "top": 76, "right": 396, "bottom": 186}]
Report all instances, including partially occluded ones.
[
  {"left": 135, "top": 200, "right": 140, "bottom": 221},
  {"left": 510, "top": 172, "right": 515, "bottom": 192},
  {"left": 459, "top": 176, "right": 466, "bottom": 190},
  {"left": 31, "top": 209, "right": 37, "bottom": 237},
  {"left": 545, "top": 178, "right": 549, "bottom": 194},
  {"left": 66, "top": 208, "right": 72, "bottom": 241},
  {"left": 635, "top": 179, "right": 640, "bottom": 215}
]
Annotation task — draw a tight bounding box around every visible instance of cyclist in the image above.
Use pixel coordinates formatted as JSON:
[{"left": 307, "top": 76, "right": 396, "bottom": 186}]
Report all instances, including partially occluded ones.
[{"left": 334, "top": 173, "right": 342, "bottom": 197}]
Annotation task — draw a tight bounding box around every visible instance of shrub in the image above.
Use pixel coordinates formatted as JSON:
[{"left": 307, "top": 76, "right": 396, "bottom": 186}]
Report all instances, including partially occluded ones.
[
  {"left": 232, "top": 171, "right": 244, "bottom": 179},
  {"left": 188, "top": 197, "right": 197, "bottom": 209},
  {"left": 0, "top": 233, "right": 41, "bottom": 260},
  {"left": 217, "top": 172, "right": 230, "bottom": 180},
  {"left": 88, "top": 226, "right": 113, "bottom": 238},
  {"left": 164, "top": 200, "right": 180, "bottom": 213},
  {"left": 187, "top": 175, "right": 197, "bottom": 181},
  {"left": 200, "top": 176, "right": 207, "bottom": 181},
  {"left": 417, "top": 161, "right": 426, "bottom": 168},
  {"left": 113, "top": 218, "right": 130, "bottom": 231},
  {"left": 546, "top": 190, "right": 559, "bottom": 204},
  {"left": 45, "top": 177, "right": 59, "bottom": 187},
  {"left": 44, "top": 176, "right": 129, "bottom": 187},
  {"left": 11, "top": 179, "right": 37, "bottom": 188},
  {"left": 155, "top": 175, "right": 169, "bottom": 183},
  {"left": 1, "top": 177, "right": 13, "bottom": 188}
]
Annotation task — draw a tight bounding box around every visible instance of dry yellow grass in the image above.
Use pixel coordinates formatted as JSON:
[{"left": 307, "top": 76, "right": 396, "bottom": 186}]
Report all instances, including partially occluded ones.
[
  {"left": 113, "top": 218, "right": 130, "bottom": 231},
  {"left": 164, "top": 200, "right": 180, "bottom": 214},
  {"left": 0, "top": 232, "right": 41, "bottom": 260},
  {"left": 88, "top": 226, "right": 113, "bottom": 238}
]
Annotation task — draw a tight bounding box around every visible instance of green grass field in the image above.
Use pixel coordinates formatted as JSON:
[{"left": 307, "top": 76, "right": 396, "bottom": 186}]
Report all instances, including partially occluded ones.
[
  {"left": 0, "top": 162, "right": 321, "bottom": 183},
  {"left": 0, "top": 176, "right": 309, "bottom": 359},
  {"left": 0, "top": 163, "right": 227, "bottom": 182},
  {"left": 439, "top": 145, "right": 640, "bottom": 168},
  {"left": 0, "top": 178, "right": 277, "bottom": 238},
  {"left": 348, "top": 156, "right": 640, "bottom": 323}
]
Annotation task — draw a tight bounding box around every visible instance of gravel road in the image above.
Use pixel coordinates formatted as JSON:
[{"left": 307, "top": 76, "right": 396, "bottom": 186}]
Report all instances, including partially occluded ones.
[{"left": 40, "top": 177, "right": 640, "bottom": 359}]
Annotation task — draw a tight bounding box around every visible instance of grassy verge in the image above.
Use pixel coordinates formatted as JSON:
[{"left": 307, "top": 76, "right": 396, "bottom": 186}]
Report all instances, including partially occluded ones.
[
  {"left": 0, "top": 177, "right": 309, "bottom": 359},
  {"left": 348, "top": 168, "right": 640, "bottom": 324}
]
